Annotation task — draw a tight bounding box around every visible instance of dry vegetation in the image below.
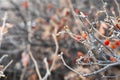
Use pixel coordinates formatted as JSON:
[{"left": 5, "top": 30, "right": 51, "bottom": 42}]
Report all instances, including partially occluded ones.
[{"left": 0, "top": 0, "right": 119, "bottom": 80}]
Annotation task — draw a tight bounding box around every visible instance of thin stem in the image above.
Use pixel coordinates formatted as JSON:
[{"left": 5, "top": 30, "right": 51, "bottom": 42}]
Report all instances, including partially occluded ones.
[
  {"left": 2, "top": 60, "right": 13, "bottom": 71},
  {"left": 114, "top": 0, "right": 120, "bottom": 16},
  {"left": 42, "top": 58, "right": 50, "bottom": 80},
  {"left": 67, "top": 0, "right": 82, "bottom": 34},
  {"left": 59, "top": 52, "right": 83, "bottom": 75},
  {"left": 83, "top": 62, "right": 120, "bottom": 77},
  {"left": 59, "top": 52, "right": 120, "bottom": 77},
  {"left": 0, "top": 12, "right": 7, "bottom": 46},
  {"left": 50, "top": 34, "right": 59, "bottom": 71},
  {"left": 0, "top": 55, "right": 8, "bottom": 62},
  {"left": 28, "top": 45, "right": 42, "bottom": 80}
]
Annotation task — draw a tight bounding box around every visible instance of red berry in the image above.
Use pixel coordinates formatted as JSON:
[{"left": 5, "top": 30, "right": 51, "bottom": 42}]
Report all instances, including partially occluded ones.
[
  {"left": 109, "top": 44, "right": 116, "bottom": 49},
  {"left": 77, "top": 51, "right": 82, "bottom": 58},
  {"left": 114, "top": 40, "right": 120, "bottom": 46},
  {"left": 82, "top": 33, "right": 87, "bottom": 39},
  {"left": 22, "top": 1, "right": 28, "bottom": 8},
  {"left": 104, "top": 39, "right": 110, "bottom": 46},
  {"left": 75, "top": 35, "right": 81, "bottom": 41},
  {"left": 109, "top": 57, "right": 116, "bottom": 62}
]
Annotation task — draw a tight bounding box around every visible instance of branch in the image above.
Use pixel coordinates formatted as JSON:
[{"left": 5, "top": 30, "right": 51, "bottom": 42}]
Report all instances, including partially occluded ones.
[
  {"left": 50, "top": 34, "right": 59, "bottom": 71},
  {"left": 42, "top": 58, "right": 51, "bottom": 80},
  {"left": 28, "top": 45, "right": 42, "bottom": 80},
  {"left": 58, "top": 52, "right": 83, "bottom": 75},
  {"left": 59, "top": 52, "right": 120, "bottom": 77},
  {"left": 0, "top": 12, "right": 7, "bottom": 46}
]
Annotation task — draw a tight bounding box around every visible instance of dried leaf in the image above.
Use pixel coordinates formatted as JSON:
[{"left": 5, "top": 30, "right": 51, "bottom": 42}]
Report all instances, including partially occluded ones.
[
  {"left": 5, "top": 23, "right": 14, "bottom": 28},
  {"left": 0, "top": 27, "right": 8, "bottom": 34},
  {"left": 21, "top": 52, "right": 29, "bottom": 68}
]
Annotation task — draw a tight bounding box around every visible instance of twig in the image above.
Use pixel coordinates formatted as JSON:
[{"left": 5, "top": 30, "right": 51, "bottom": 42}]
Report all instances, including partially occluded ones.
[
  {"left": 20, "top": 68, "right": 26, "bottom": 80},
  {"left": 50, "top": 34, "right": 59, "bottom": 71},
  {"left": 83, "top": 62, "right": 120, "bottom": 77},
  {"left": 28, "top": 45, "right": 42, "bottom": 80},
  {"left": 0, "top": 55, "right": 8, "bottom": 62},
  {"left": 0, "top": 12, "right": 7, "bottom": 46},
  {"left": 58, "top": 52, "right": 83, "bottom": 75},
  {"left": 26, "top": 1, "right": 42, "bottom": 79},
  {"left": 67, "top": 0, "right": 83, "bottom": 35},
  {"left": 42, "top": 58, "right": 51, "bottom": 80},
  {"left": 2, "top": 60, "right": 13, "bottom": 71},
  {"left": 114, "top": 0, "right": 120, "bottom": 16},
  {"left": 59, "top": 52, "right": 120, "bottom": 77}
]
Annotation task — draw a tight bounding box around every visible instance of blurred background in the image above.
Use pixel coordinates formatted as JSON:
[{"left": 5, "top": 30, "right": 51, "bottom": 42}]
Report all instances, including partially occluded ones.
[{"left": 0, "top": 0, "right": 119, "bottom": 80}]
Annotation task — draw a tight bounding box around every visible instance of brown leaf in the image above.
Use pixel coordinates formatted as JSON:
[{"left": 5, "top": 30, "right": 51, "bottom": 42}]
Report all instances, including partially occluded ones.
[
  {"left": 0, "top": 27, "right": 8, "bottom": 34},
  {"left": 21, "top": 52, "right": 29, "bottom": 68},
  {"left": 5, "top": 23, "right": 14, "bottom": 28}
]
